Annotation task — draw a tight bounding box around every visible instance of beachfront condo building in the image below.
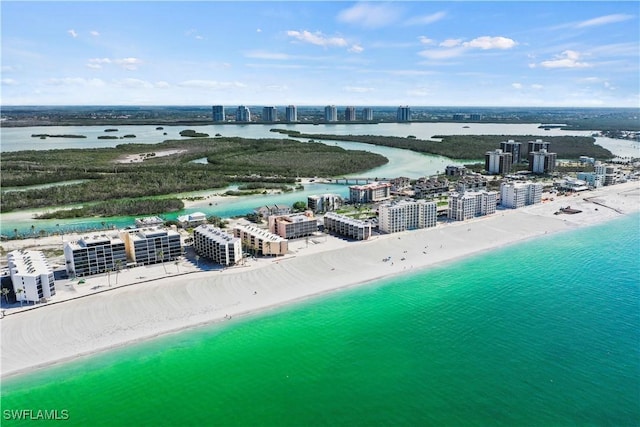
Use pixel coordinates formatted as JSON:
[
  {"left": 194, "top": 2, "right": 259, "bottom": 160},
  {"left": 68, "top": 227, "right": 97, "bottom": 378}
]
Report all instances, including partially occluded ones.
[
  {"left": 254, "top": 204, "right": 292, "bottom": 219},
  {"left": 485, "top": 149, "right": 513, "bottom": 175},
  {"left": 455, "top": 175, "right": 488, "bottom": 193},
  {"left": 500, "top": 182, "right": 543, "bottom": 208},
  {"left": 527, "top": 139, "right": 550, "bottom": 155},
  {"left": 64, "top": 234, "right": 127, "bottom": 277},
  {"left": 120, "top": 227, "right": 182, "bottom": 266},
  {"left": 7, "top": 250, "right": 56, "bottom": 304},
  {"left": 307, "top": 194, "right": 343, "bottom": 214},
  {"left": 324, "top": 105, "right": 337, "bottom": 122},
  {"left": 212, "top": 105, "right": 225, "bottom": 122},
  {"left": 285, "top": 105, "right": 297, "bottom": 122},
  {"left": 177, "top": 212, "right": 207, "bottom": 228},
  {"left": 397, "top": 106, "right": 411, "bottom": 122},
  {"left": 233, "top": 225, "right": 288, "bottom": 256},
  {"left": 344, "top": 106, "right": 356, "bottom": 121},
  {"left": 413, "top": 176, "right": 450, "bottom": 198},
  {"left": 268, "top": 212, "right": 318, "bottom": 239},
  {"left": 529, "top": 149, "right": 557, "bottom": 174},
  {"left": 389, "top": 177, "right": 411, "bottom": 193},
  {"left": 448, "top": 190, "right": 497, "bottom": 221},
  {"left": 378, "top": 200, "right": 437, "bottom": 233},
  {"left": 193, "top": 225, "right": 242, "bottom": 266},
  {"left": 236, "top": 105, "right": 251, "bottom": 122},
  {"left": 445, "top": 165, "right": 467, "bottom": 177},
  {"left": 349, "top": 182, "right": 392, "bottom": 204},
  {"left": 362, "top": 107, "right": 373, "bottom": 121},
  {"left": 262, "top": 106, "right": 278, "bottom": 122},
  {"left": 500, "top": 140, "right": 522, "bottom": 163},
  {"left": 577, "top": 172, "right": 604, "bottom": 188},
  {"left": 323, "top": 212, "right": 372, "bottom": 240}
]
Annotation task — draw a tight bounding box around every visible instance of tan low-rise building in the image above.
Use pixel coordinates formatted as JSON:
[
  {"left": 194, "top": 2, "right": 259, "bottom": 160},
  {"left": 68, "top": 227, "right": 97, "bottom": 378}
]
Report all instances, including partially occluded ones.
[
  {"left": 233, "top": 225, "right": 288, "bottom": 256},
  {"left": 268, "top": 211, "right": 318, "bottom": 239}
]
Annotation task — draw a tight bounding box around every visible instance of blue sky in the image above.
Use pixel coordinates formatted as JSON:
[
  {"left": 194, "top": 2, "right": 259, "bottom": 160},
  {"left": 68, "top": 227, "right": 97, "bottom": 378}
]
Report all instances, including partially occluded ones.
[{"left": 1, "top": 1, "right": 638, "bottom": 107}]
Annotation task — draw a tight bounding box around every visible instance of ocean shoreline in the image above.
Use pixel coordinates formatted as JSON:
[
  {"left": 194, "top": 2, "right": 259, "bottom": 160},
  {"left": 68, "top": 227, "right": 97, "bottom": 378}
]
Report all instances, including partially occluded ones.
[{"left": 1, "top": 181, "right": 639, "bottom": 380}]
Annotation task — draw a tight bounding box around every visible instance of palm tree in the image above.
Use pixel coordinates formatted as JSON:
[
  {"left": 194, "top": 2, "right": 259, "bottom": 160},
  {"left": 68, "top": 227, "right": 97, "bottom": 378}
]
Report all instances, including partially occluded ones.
[
  {"left": 114, "top": 259, "right": 122, "bottom": 284},
  {"left": 16, "top": 288, "right": 24, "bottom": 307},
  {"left": 13, "top": 228, "right": 18, "bottom": 239},
  {"left": 174, "top": 260, "right": 180, "bottom": 273},
  {"left": 157, "top": 250, "right": 167, "bottom": 273},
  {"left": 107, "top": 268, "right": 112, "bottom": 287},
  {"left": 264, "top": 240, "right": 272, "bottom": 257},
  {"left": 195, "top": 254, "right": 200, "bottom": 268},
  {"left": 1, "top": 288, "right": 10, "bottom": 304}
]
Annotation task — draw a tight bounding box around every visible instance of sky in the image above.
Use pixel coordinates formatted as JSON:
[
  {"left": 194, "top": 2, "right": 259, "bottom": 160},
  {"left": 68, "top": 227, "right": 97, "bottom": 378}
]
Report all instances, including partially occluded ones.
[{"left": 1, "top": 1, "right": 639, "bottom": 107}]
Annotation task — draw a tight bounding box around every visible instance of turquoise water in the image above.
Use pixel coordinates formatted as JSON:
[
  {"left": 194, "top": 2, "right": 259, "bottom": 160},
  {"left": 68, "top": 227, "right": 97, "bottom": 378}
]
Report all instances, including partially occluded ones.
[{"left": 2, "top": 214, "right": 639, "bottom": 426}]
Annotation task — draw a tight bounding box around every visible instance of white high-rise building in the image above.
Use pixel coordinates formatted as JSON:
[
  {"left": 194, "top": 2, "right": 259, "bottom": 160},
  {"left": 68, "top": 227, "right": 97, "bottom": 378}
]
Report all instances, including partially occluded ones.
[
  {"left": 448, "top": 191, "right": 497, "bottom": 221},
  {"left": 485, "top": 149, "right": 512, "bottom": 175},
  {"left": 64, "top": 234, "right": 127, "bottom": 277},
  {"left": 397, "top": 106, "right": 411, "bottom": 122},
  {"left": 324, "top": 212, "right": 372, "bottom": 240},
  {"left": 344, "top": 106, "right": 356, "bottom": 121},
  {"left": 7, "top": 250, "right": 56, "bottom": 304},
  {"left": 236, "top": 105, "right": 251, "bottom": 122},
  {"left": 529, "top": 149, "right": 557, "bottom": 174},
  {"left": 262, "top": 106, "right": 278, "bottom": 122},
  {"left": 285, "top": 105, "right": 297, "bottom": 122},
  {"left": 362, "top": 107, "right": 373, "bottom": 121},
  {"left": 193, "top": 225, "right": 242, "bottom": 266},
  {"left": 500, "top": 182, "right": 543, "bottom": 208},
  {"left": 378, "top": 199, "right": 437, "bottom": 233},
  {"left": 324, "top": 105, "right": 337, "bottom": 122},
  {"left": 307, "top": 194, "right": 343, "bottom": 213}
]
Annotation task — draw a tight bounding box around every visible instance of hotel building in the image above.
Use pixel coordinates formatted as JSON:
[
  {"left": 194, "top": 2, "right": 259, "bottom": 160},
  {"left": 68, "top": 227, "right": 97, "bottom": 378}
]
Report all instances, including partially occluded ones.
[
  {"left": 307, "top": 194, "right": 343, "bottom": 214},
  {"left": 212, "top": 105, "right": 225, "bottom": 122},
  {"left": 397, "top": 106, "right": 411, "bottom": 122},
  {"left": 349, "top": 182, "right": 392, "bottom": 204},
  {"left": 485, "top": 149, "right": 513, "bottom": 175},
  {"left": 323, "top": 212, "right": 372, "bottom": 240},
  {"left": 64, "top": 234, "right": 127, "bottom": 277},
  {"left": 529, "top": 149, "right": 557, "bottom": 174},
  {"left": 7, "top": 250, "right": 56, "bottom": 304},
  {"left": 120, "top": 227, "right": 182, "bottom": 266},
  {"left": 262, "top": 106, "right": 278, "bottom": 122},
  {"left": 500, "top": 140, "right": 522, "bottom": 163},
  {"left": 378, "top": 200, "right": 437, "bottom": 234},
  {"left": 500, "top": 182, "right": 543, "bottom": 208},
  {"left": 344, "top": 106, "right": 356, "bottom": 121},
  {"left": 233, "top": 224, "right": 288, "bottom": 256},
  {"left": 285, "top": 105, "right": 297, "bottom": 122},
  {"left": 324, "top": 105, "right": 337, "bottom": 122},
  {"left": 448, "top": 190, "right": 497, "bottom": 221},
  {"left": 236, "top": 105, "right": 251, "bottom": 122},
  {"left": 193, "top": 225, "right": 242, "bottom": 266},
  {"left": 268, "top": 212, "right": 318, "bottom": 239}
]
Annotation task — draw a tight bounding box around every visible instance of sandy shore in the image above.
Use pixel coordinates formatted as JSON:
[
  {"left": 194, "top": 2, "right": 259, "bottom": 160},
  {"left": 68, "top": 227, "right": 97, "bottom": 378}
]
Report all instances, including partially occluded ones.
[{"left": 1, "top": 181, "right": 639, "bottom": 378}]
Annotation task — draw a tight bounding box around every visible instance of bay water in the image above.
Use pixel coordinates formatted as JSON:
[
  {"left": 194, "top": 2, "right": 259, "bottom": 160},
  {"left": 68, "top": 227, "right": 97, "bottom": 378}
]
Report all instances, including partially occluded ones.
[{"left": 2, "top": 213, "right": 638, "bottom": 426}]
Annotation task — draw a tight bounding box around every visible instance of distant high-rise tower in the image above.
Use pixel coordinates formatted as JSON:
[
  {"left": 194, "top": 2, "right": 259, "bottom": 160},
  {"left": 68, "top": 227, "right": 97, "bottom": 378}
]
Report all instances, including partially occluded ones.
[
  {"left": 527, "top": 139, "right": 550, "bottom": 155},
  {"left": 362, "top": 107, "right": 373, "bottom": 121},
  {"left": 285, "top": 105, "right": 297, "bottom": 122},
  {"left": 236, "top": 105, "right": 251, "bottom": 122},
  {"left": 344, "top": 106, "right": 356, "bottom": 121},
  {"left": 397, "top": 106, "right": 411, "bottom": 122},
  {"left": 485, "top": 149, "right": 513, "bottom": 175},
  {"left": 324, "top": 105, "right": 337, "bottom": 122},
  {"left": 500, "top": 140, "right": 522, "bottom": 164},
  {"left": 212, "top": 105, "right": 225, "bottom": 122},
  {"left": 262, "top": 106, "right": 278, "bottom": 122}
]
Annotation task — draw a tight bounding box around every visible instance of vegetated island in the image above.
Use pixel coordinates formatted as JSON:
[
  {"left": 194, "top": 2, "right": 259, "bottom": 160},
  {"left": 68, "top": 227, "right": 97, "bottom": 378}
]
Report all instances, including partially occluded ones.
[
  {"left": 180, "top": 129, "right": 209, "bottom": 137},
  {"left": 270, "top": 129, "right": 614, "bottom": 160},
  {"left": 0, "top": 136, "right": 388, "bottom": 214},
  {"left": 35, "top": 198, "right": 184, "bottom": 219},
  {"left": 31, "top": 134, "right": 87, "bottom": 139}
]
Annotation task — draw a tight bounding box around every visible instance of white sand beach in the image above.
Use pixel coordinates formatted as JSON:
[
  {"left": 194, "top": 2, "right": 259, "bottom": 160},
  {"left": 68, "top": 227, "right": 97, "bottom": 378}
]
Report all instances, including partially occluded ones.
[{"left": 1, "top": 181, "right": 639, "bottom": 378}]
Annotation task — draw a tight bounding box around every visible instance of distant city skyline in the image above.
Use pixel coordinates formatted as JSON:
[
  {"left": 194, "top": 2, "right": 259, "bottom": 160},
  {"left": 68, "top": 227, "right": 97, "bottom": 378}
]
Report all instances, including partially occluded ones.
[{"left": 1, "top": 1, "right": 638, "bottom": 107}]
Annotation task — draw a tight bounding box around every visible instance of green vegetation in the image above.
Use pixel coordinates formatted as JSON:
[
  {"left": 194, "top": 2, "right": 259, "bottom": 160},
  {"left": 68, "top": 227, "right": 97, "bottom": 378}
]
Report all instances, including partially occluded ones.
[
  {"left": 35, "top": 198, "right": 184, "bottom": 219},
  {"left": 1, "top": 136, "right": 387, "bottom": 212},
  {"left": 98, "top": 135, "right": 119, "bottom": 139},
  {"left": 180, "top": 129, "right": 209, "bottom": 137},
  {"left": 31, "top": 134, "right": 87, "bottom": 138},
  {"left": 272, "top": 130, "right": 612, "bottom": 160}
]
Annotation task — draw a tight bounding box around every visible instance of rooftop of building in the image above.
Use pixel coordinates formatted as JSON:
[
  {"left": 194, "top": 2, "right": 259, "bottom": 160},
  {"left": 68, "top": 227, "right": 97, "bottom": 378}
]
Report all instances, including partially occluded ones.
[
  {"left": 7, "top": 250, "right": 52, "bottom": 276},
  {"left": 234, "top": 224, "right": 287, "bottom": 242}
]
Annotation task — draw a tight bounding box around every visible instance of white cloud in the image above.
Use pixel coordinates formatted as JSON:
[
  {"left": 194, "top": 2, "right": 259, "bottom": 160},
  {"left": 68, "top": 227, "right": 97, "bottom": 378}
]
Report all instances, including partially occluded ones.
[
  {"left": 419, "top": 36, "right": 435, "bottom": 45},
  {"left": 45, "top": 78, "right": 105, "bottom": 87},
  {"left": 512, "top": 83, "right": 523, "bottom": 89},
  {"left": 155, "top": 81, "right": 170, "bottom": 89},
  {"left": 256, "top": 28, "right": 262, "bottom": 33},
  {"left": 67, "top": 29, "right": 78, "bottom": 38},
  {"left": 462, "top": 36, "right": 517, "bottom": 50},
  {"left": 114, "top": 78, "right": 153, "bottom": 89},
  {"left": 114, "top": 57, "right": 142, "bottom": 70},
  {"left": 245, "top": 51, "right": 290, "bottom": 60},
  {"left": 576, "top": 14, "right": 634, "bottom": 28},
  {"left": 286, "top": 30, "right": 348, "bottom": 48},
  {"left": 418, "top": 47, "right": 465, "bottom": 60},
  {"left": 440, "top": 39, "right": 462, "bottom": 48},
  {"left": 177, "top": 80, "right": 247, "bottom": 90},
  {"left": 405, "top": 11, "right": 447, "bottom": 26},
  {"left": 1, "top": 78, "right": 18, "bottom": 86},
  {"left": 531, "top": 84, "right": 544, "bottom": 90},
  {"left": 348, "top": 44, "right": 364, "bottom": 53},
  {"left": 90, "top": 30, "right": 100, "bottom": 37},
  {"left": 337, "top": 3, "right": 402, "bottom": 28},
  {"left": 344, "top": 86, "right": 374, "bottom": 93},
  {"left": 540, "top": 50, "right": 591, "bottom": 69}
]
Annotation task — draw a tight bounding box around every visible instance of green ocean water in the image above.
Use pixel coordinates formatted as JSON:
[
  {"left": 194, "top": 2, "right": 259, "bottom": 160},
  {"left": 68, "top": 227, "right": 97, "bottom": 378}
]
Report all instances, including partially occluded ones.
[{"left": 2, "top": 214, "right": 639, "bottom": 426}]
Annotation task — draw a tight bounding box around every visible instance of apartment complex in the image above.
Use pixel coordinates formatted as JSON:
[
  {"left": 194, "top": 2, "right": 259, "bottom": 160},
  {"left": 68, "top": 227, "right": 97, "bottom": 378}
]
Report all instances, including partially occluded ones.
[
  {"left": 413, "top": 177, "right": 449, "bottom": 198},
  {"left": 448, "top": 190, "right": 497, "bottom": 221},
  {"left": 455, "top": 175, "right": 488, "bottom": 193},
  {"left": 529, "top": 149, "right": 557, "bottom": 174},
  {"left": 135, "top": 216, "right": 164, "bottom": 228},
  {"left": 7, "top": 250, "right": 56, "bottom": 304},
  {"left": 362, "top": 107, "right": 373, "bottom": 121},
  {"left": 254, "top": 204, "right": 292, "bottom": 219},
  {"left": 500, "top": 140, "right": 522, "bottom": 163},
  {"left": 236, "top": 105, "right": 251, "bottom": 122},
  {"left": 285, "top": 105, "right": 297, "bottom": 122},
  {"left": 233, "top": 224, "right": 288, "bottom": 256},
  {"left": 445, "top": 165, "right": 467, "bottom": 176},
  {"left": 527, "top": 139, "right": 550, "bottom": 155},
  {"left": 349, "top": 182, "right": 392, "bottom": 204},
  {"left": 193, "top": 225, "right": 242, "bottom": 266},
  {"left": 344, "top": 106, "right": 356, "bottom": 121},
  {"left": 64, "top": 234, "right": 127, "bottom": 277},
  {"left": 378, "top": 199, "right": 437, "bottom": 233},
  {"left": 397, "top": 106, "right": 411, "bottom": 121},
  {"left": 500, "top": 182, "right": 543, "bottom": 208},
  {"left": 485, "top": 149, "right": 513, "bottom": 175},
  {"left": 307, "top": 194, "right": 343, "bottom": 214},
  {"left": 324, "top": 105, "right": 337, "bottom": 122},
  {"left": 120, "top": 227, "right": 182, "bottom": 266},
  {"left": 212, "top": 105, "right": 225, "bottom": 122},
  {"left": 262, "top": 106, "right": 278, "bottom": 122},
  {"left": 323, "top": 212, "right": 372, "bottom": 240},
  {"left": 268, "top": 212, "right": 318, "bottom": 239},
  {"left": 177, "top": 212, "right": 207, "bottom": 228}
]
